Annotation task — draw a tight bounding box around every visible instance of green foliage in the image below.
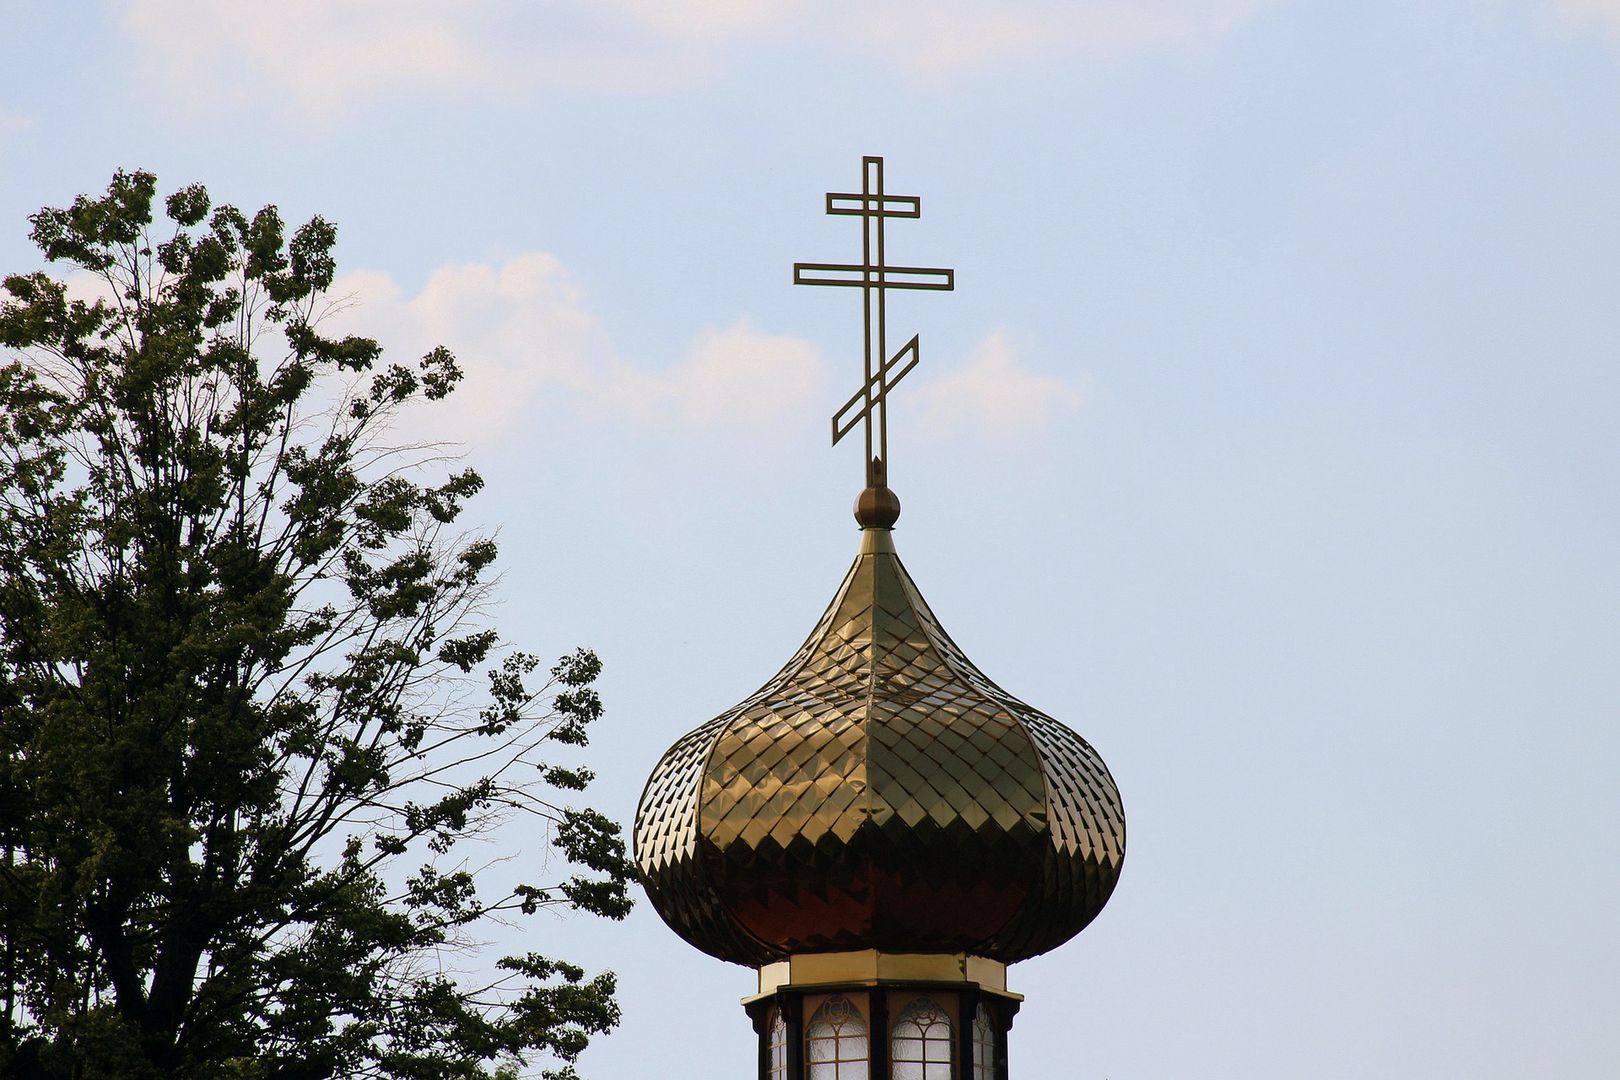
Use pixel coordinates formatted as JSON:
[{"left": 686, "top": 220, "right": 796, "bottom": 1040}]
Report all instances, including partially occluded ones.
[{"left": 0, "top": 172, "right": 634, "bottom": 1079}]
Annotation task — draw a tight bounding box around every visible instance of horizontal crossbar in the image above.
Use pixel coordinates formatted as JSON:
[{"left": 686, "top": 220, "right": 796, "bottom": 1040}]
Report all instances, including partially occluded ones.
[
  {"left": 793, "top": 263, "right": 955, "bottom": 291},
  {"left": 825, "top": 193, "right": 921, "bottom": 218}
]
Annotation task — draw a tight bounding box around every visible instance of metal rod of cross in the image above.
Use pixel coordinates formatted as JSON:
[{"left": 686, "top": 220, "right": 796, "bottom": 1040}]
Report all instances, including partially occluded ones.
[{"left": 793, "top": 156, "right": 954, "bottom": 489}]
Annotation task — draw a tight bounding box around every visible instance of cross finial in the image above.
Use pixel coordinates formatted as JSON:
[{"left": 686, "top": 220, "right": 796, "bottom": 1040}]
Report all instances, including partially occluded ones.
[{"left": 793, "top": 156, "right": 954, "bottom": 509}]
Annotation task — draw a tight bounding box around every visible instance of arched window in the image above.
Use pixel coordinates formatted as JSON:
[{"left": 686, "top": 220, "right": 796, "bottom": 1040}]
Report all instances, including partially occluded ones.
[
  {"left": 890, "top": 997, "right": 952, "bottom": 1080},
  {"left": 767, "top": 1006, "right": 788, "bottom": 1079},
  {"left": 971, "top": 1003, "right": 996, "bottom": 1080},
  {"left": 806, "top": 995, "right": 869, "bottom": 1080}
]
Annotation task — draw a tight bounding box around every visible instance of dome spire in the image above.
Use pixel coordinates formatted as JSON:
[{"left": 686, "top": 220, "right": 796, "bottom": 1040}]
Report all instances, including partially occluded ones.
[
  {"left": 635, "top": 156, "right": 1127, "bottom": 1080},
  {"left": 793, "top": 155, "right": 954, "bottom": 523}
]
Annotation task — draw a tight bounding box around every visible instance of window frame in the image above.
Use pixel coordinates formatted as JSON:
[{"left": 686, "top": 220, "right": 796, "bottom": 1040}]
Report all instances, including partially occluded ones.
[
  {"left": 889, "top": 995, "right": 954, "bottom": 1080},
  {"left": 804, "top": 993, "right": 871, "bottom": 1080}
]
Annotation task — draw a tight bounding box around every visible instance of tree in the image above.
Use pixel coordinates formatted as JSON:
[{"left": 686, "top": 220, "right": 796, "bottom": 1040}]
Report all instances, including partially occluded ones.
[{"left": 0, "top": 171, "right": 635, "bottom": 1080}]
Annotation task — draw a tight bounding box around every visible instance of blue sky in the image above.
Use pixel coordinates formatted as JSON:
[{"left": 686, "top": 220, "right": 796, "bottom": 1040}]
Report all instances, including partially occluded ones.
[{"left": 3, "top": 2, "right": 1618, "bottom": 1077}]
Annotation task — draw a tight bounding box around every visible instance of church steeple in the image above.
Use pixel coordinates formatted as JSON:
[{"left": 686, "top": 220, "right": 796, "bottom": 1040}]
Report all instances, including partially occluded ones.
[{"left": 634, "top": 157, "right": 1126, "bottom": 1080}]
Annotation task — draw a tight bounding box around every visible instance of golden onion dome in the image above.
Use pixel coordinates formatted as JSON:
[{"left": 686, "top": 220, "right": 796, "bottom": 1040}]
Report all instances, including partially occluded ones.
[{"left": 634, "top": 508, "right": 1126, "bottom": 967}]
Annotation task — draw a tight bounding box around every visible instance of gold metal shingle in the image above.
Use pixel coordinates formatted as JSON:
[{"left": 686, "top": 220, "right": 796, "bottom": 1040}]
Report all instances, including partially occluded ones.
[{"left": 634, "top": 532, "right": 1126, "bottom": 966}]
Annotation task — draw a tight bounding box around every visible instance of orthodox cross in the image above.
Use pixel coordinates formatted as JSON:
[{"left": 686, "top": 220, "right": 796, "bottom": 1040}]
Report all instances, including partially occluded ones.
[{"left": 794, "top": 156, "right": 954, "bottom": 489}]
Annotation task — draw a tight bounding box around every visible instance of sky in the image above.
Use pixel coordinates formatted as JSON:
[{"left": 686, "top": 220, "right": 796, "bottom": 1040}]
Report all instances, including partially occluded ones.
[{"left": 2, "top": 2, "right": 1618, "bottom": 1077}]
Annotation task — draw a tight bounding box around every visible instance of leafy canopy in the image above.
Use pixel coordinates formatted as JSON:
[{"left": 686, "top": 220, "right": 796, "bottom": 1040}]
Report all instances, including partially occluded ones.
[{"left": 0, "top": 171, "right": 634, "bottom": 1079}]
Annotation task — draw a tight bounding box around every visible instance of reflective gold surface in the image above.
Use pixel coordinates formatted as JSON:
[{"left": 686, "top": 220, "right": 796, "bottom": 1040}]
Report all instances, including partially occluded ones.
[{"left": 635, "top": 530, "right": 1125, "bottom": 967}]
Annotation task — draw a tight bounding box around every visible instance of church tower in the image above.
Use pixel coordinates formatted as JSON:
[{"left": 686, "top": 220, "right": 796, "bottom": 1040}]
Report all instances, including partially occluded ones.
[{"left": 634, "top": 157, "right": 1126, "bottom": 1080}]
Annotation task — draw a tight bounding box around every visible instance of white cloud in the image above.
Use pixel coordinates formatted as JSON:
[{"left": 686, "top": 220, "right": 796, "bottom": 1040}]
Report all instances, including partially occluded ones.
[
  {"left": 599, "top": 320, "right": 823, "bottom": 429},
  {"left": 319, "top": 252, "right": 823, "bottom": 442},
  {"left": 0, "top": 106, "right": 33, "bottom": 138},
  {"left": 843, "top": 0, "right": 1269, "bottom": 82},
  {"left": 591, "top": 0, "right": 782, "bottom": 42},
  {"left": 121, "top": 0, "right": 522, "bottom": 124},
  {"left": 323, "top": 254, "right": 607, "bottom": 439},
  {"left": 917, "top": 333, "right": 1083, "bottom": 440},
  {"left": 1552, "top": 0, "right": 1620, "bottom": 37},
  {"left": 120, "top": 0, "right": 1268, "bottom": 122}
]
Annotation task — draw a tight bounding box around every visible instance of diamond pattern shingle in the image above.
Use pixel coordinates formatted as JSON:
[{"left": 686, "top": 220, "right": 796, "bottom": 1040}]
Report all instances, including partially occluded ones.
[{"left": 634, "top": 531, "right": 1125, "bottom": 966}]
